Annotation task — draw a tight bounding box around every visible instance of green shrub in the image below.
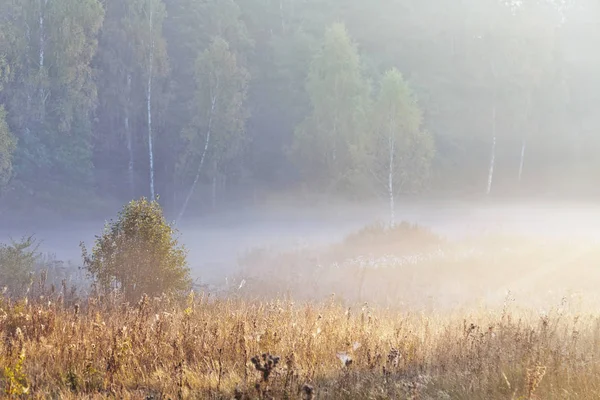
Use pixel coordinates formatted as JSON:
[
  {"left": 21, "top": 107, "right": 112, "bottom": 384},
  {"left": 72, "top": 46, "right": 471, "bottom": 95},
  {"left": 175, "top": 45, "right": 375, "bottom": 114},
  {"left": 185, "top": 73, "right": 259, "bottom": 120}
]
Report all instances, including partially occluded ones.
[
  {"left": 0, "top": 235, "right": 39, "bottom": 297},
  {"left": 81, "top": 197, "right": 191, "bottom": 301}
]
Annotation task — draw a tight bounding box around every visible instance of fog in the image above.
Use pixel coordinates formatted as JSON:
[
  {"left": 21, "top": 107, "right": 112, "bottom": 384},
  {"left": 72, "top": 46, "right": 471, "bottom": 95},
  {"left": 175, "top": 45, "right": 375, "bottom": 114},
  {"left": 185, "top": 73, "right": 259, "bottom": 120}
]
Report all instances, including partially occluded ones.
[
  {"left": 4, "top": 198, "right": 600, "bottom": 296},
  {"left": 2, "top": 0, "right": 600, "bottom": 309}
]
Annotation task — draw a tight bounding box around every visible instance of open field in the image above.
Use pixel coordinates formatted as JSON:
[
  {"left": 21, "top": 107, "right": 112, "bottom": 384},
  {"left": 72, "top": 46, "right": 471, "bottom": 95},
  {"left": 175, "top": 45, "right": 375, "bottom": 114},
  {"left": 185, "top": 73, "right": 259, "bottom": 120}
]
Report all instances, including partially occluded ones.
[
  {"left": 1, "top": 289, "right": 599, "bottom": 399},
  {"left": 4, "top": 213, "right": 600, "bottom": 398}
]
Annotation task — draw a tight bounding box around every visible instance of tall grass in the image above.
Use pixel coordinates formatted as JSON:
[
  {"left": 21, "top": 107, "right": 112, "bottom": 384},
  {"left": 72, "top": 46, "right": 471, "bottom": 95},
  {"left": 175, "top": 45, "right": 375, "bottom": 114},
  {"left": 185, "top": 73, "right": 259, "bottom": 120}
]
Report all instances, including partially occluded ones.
[{"left": 1, "top": 291, "right": 600, "bottom": 399}]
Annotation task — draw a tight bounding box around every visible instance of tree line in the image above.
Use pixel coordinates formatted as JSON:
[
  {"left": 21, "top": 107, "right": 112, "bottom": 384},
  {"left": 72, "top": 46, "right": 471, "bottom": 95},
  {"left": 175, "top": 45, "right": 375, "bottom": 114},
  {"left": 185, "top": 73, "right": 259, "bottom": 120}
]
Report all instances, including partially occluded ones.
[{"left": 1, "top": 0, "right": 599, "bottom": 218}]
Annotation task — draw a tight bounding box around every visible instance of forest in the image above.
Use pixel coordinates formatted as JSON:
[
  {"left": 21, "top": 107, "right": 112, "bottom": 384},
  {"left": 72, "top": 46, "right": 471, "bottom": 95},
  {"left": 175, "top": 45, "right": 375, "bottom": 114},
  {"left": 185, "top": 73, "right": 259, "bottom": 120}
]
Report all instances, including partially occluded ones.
[{"left": 0, "top": 0, "right": 599, "bottom": 219}]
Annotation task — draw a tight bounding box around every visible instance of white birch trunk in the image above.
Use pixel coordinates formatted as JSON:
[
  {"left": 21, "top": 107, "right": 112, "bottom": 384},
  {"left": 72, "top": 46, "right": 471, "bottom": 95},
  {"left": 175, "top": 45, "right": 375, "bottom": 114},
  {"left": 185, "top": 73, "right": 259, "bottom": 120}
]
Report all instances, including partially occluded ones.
[
  {"left": 331, "top": 79, "right": 339, "bottom": 165},
  {"left": 212, "top": 161, "right": 217, "bottom": 211},
  {"left": 147, "top": 5, "right": 156, "bottom": 201},
  {"left": 388, "top": 133, "right": 395, "bottom": 228},
  {"left": 519, "top": 90, "right": 533, "bottom": 184},
  {"left": 279, "top": 0, "right": 286, "bottom": 32},
  {"left": 39, "top": 0, "right": 48, "bottom": 120},
  {"left": 25, "top": 22, "right": 32, "bottom": 115},
  {"left": 486, "top": 61, "right": 498, "bottom": 196},
  {"left": 39, "top": 0, "right": 45, "bottom": 68},
  {"left": 176, "top": 80, "right": 219, "bottom": 224},
  {"left": 332, "top": 114, "right": 338, "bottom": 163},
  {"left": 486, "top": 135, "right": 496, "bottom": 195},
  {"left": 176, "top": 125, "right": 211, "bottom": 223},
  {"left": 518, "top": 138, "right": 526, "bottom": 183},
  {"left": 486, "top": 103, "right": 496, "bottom": 195},
  {"left": 125, "top": 73, "right": 134, "bottom": 197}
]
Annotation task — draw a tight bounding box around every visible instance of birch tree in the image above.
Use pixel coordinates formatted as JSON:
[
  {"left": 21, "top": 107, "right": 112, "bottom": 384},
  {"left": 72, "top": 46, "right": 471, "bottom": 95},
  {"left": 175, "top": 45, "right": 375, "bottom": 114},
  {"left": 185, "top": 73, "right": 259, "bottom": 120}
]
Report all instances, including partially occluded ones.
[
  {"left": 94, "top": 0, "right": 168, "bottom": 201},
  {"left": 0, "top": 106, "right": 15, "bottom": 187},
  {"left": 94, "top": 0, "right": 138, "bottom": 198},
  {"left": 177, "top": 37, "right": 249, "bottom": 222},
  {"left": 47, "top": 0, "right": 104, "bottom": 182},
  {"left": 291, "top": 23, "right": 370, "bottom": 192},
  {"left": 369, "top": 69, "right": 433, "bottom": 226},
  {"left": 0, "top": 65, "right": 15, "bottom": 187},
  {"left": 511, "top": 0, "right": 561, "bottom": 184},
  {"left": 137, "top": 0, "right": 168, "bottom": 201},
  {"left": 162, "top": 0, "right": 251, "bottom": 209},
  {"left": 122, "top": 0, "right": 168, "bottom": 201},
  {"left": 0, "top": 31, "right": 16, "bottom": 187}
]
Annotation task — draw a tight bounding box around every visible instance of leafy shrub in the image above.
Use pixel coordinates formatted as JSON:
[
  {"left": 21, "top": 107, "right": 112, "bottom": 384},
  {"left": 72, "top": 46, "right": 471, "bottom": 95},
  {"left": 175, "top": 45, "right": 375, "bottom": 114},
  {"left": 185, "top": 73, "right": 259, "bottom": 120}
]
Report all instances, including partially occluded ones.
[
  {"left": 81, "top": 197, "right": 191, "bottom": 301},
  {"left": 0, "top": 235, "right": 39, "bottom": 297}
]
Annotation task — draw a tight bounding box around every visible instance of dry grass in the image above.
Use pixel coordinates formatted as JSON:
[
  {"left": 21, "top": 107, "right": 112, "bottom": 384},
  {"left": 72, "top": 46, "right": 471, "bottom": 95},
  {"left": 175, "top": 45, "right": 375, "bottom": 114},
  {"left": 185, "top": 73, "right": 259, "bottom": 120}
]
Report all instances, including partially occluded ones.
[
  {"left": 2, "top": 291, "right": 600, "bottom": 399},
  {"left": 4, "top": 223, "right": 600, "bottom": 398}
]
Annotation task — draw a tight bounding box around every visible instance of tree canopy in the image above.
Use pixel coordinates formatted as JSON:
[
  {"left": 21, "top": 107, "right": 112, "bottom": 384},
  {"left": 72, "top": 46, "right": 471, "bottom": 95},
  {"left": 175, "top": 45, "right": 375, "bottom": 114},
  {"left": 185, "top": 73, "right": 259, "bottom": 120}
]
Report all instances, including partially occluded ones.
[{"left": 0, "top": 0, "right": 598, "bottom": 216}]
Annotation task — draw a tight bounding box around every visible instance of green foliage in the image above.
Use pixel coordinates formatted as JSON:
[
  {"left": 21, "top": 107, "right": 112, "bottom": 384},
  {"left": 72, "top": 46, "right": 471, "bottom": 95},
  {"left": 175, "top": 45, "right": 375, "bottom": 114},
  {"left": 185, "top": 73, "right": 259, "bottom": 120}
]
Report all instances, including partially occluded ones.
[
  {"left": 0, "top": 106, "right": 15, "bottom": 187},
  {"left": 81, "top": 197, "right": 191, "bottom": 301},
  {"left": 3, "top": 349, "right": 29, "bottom": 396},
  {"left": 291, "top": 22, "right": 371, "bottom": 193},
  {"left": 0, "top": 235, "right": 39, "bottom": 298},
  {"left": 0, "top": 0, "right": 104, "bottom": 198},
  {"left": 179, "top": 36, "right": 250, "bottom": 184},
  {"left": 164, "top": 0, "right": 252, "bottom": 186},
  {"left": 47, "top": 0, "right": 105, "bottom": 134},
  {"left": 0, "top": 46, "right": 15, "bottom": 188}
]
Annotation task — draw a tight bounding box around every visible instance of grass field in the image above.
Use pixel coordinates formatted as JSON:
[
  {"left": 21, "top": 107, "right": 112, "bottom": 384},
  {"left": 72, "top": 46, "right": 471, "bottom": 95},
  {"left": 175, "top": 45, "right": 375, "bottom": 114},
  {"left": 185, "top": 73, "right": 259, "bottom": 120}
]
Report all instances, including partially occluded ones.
[{"left": 2, "top": 222, "right": 600, "bottom": 399}]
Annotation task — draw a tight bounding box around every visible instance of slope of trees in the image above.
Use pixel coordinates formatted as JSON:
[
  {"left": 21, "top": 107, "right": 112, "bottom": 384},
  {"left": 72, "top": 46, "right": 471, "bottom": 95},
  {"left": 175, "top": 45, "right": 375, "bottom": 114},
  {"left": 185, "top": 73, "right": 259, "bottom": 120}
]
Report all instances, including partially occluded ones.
[{"left": 0, "top": 0, "right": 598, "bottom": 217}]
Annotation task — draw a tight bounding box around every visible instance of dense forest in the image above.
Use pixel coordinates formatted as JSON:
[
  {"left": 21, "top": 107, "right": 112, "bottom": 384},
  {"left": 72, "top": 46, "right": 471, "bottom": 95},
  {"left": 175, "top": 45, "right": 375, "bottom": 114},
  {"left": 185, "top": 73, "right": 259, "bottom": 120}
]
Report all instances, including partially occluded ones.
[{"left": 0, "top": 0, "right": 598, "bottom": 218}]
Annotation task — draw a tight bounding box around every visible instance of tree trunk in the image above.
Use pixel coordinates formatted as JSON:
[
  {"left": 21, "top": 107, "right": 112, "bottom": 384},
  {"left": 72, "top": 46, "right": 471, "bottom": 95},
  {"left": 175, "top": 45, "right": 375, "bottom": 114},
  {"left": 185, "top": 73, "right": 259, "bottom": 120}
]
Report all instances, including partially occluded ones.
[
  {"left": 279, "top": 0, "right": 286, "bottom": 32},
  {"left": 176, "top": 126, "right": 211, "bottom": 224},
  {"left": 147, "top": 7, "right": 155, "bottom": 201},
  {"left": 486, "top": 102, "right": 496, "bottom": 195},
  {"left": 519, "top": 89, "right": 533, "bottom": 185},
  {"left": 39, "top": 0, "right": 48, "bottom": 120},
  {"left": 176, "top": 80, "right": 219, "bottom": 224},
  {"left": 39, "top": 0, "right": 46, "bottom": 69},
  {"left": 125, "top": 73, "right": 134, "bottom": 198},
  {"left": 388, "top": 131, "right": 395, "bottom": 227},
  {"left": 25, "top": 22, "right": 32, "bottom": 116},
  {"left": 518, "top": 138, "right": 526, "bottom": 183},
  {"left": 212, "top": 160, "right": 218, "bottom": 211}
]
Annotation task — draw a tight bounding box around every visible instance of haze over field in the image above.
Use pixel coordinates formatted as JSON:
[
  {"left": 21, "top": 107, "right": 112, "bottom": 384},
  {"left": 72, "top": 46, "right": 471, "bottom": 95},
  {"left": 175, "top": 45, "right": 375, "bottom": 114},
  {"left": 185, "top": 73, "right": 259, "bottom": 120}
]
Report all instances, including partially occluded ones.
[{"left": 4, "top": 198, "right": 600, "bottom": 301}]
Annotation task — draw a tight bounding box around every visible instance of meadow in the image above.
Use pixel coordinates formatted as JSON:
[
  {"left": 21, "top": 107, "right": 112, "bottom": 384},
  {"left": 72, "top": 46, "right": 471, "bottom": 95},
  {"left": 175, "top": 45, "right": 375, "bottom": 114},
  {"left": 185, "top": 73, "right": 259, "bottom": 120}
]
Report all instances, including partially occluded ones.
[{"left": 2, "top": 222, "right": 600, "bottom": 399}]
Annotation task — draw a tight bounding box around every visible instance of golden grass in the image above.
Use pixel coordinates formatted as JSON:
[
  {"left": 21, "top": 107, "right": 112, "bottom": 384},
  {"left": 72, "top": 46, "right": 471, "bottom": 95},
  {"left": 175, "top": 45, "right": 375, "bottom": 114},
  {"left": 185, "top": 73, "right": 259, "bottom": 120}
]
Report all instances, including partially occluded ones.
[{"left": 2, "top": 291, "right": 600, "bottom": 399}]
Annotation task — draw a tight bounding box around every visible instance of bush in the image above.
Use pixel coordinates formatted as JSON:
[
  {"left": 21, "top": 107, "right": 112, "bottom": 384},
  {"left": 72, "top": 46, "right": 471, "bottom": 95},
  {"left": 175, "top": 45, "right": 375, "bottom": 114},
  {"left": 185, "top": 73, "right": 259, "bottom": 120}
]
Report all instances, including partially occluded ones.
[
  {"left": 0, "top": 235, "right": 39, "bottom": 297},
  {"left": 81, "top": 197, "right": 191, "bottom": 301}
]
